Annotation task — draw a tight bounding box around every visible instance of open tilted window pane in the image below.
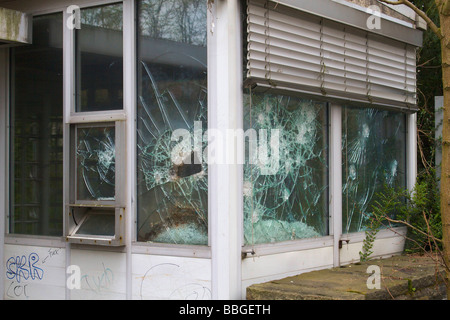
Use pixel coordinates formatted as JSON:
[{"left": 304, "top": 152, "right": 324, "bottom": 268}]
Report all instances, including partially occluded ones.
[
  {"left": 243, "top": 91, "right": 329, "bottom": 245},
  {"left": 73, "top": 209, "right": 115, "bottom": 236}
]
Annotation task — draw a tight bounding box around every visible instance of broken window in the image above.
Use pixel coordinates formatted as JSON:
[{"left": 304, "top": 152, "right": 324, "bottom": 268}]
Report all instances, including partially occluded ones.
[
  {"left": 9, "top": 13, "right": 63, "bottom": 236},
  {"left": 65, "top": 2, "right": 126, "bottom": 246},
  {"left": 75, "top": 3, "right": 123, "bottom": 112},
  {"left": 66, "top": 121, "right": 125, "bottom": 246},
  {"left": 136, "top": 0, "right": 208, "bottom": 245},
  {"left": 243, "top": 91, "right": 329, "bottom": 245},
  {"left": 342, "top": 106, "right": 407, "bottom": 234},
  {"left": 76, "top": 124, "right": 116, "bottom": 201}
]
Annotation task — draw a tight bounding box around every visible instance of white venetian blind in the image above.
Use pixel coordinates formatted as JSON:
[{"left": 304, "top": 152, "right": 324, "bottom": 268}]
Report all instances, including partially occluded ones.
[{"left": 245, "top": 0, "right": 418, "bottom": 112}]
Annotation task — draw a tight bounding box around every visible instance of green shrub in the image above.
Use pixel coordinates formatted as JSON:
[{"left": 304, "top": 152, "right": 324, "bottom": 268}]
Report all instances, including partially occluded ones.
[{"left": 359, "top": 170, "right": 442, "bottom": 261}]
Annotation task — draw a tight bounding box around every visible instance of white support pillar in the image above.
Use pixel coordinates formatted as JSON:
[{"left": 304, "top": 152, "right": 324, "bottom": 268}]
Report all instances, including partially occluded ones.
[
  {"left": 209, "top": 0, "right": 242, "bottom": 300},
  {"left": 407, "top": 112, "right": 417, "bottom": 192},
  {"left": 62, "top": 7, "right": 75, "bottom": 300},
  {"left": 330, "top": 105, "right": 342, "bottom": 267},
  {"left": 123, "top": 0, "right": 136, "bottom": 300}
]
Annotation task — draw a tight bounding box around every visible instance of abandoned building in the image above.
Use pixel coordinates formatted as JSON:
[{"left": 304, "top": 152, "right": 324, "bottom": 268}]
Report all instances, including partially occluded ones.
[{"left": 0, "top": 0, "right": 424, "bottom": 299}]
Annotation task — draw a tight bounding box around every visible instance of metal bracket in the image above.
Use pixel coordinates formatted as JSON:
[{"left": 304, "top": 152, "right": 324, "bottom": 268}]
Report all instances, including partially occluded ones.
[
  {"left": 241, "top": 249, "right": 256, "bottom": 260},
  {"left": 339, "top": 239, "right": 350, "bottom": 249}
]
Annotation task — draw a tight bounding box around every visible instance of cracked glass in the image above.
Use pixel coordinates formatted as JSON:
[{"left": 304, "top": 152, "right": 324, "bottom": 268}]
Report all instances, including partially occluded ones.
[
  {"left": 76, "top": 125, "right": 116, "bottom": 201},
  {"left": 136, "top": 0, "right": 207, "bottom": 244},
  {"left": 342, "top": 106, "right": 407, "bottom": 234},
  {"left": 243, "top": 91, "right": 329, "bottom": 245}
]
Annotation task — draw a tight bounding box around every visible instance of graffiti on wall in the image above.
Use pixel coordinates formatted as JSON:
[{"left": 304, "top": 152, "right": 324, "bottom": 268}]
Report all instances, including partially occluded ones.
[
  {"left": 6, "top": 252, "right": 44, "bottom": 283},
  {"left": 5, "top": 252, "right": 44, "bottom": 299},
  {"left": 4, "top": 248, "right": 63, "bottom": 299},
  {"left": 138, "top": 262, "right": 211, "bottom": 300}
]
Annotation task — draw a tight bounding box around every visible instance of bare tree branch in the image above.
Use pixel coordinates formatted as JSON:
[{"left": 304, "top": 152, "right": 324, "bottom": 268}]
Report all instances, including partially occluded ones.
[
  {"left": 377, "top": 0, "right": 443, "bottom": 39},
  {"left": 381, "top": 215, "right": 443, "bottom": 243}
]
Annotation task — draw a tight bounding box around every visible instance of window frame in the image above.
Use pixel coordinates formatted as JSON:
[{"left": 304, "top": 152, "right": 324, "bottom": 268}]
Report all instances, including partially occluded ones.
[
  {"left": 341, "top": 106, "right": 409, "bottom": 235},
  {"left": 241, "top": 91, "right": 331, "bottom": 246},
  {"left": 74, "top": 1, "right": 124, "bottom": 114},
  {"left": 7, "top": 12, "right": 65, "bottom": 238},
  {"left": 134, "top": 0, "right": 209, "bottom": 247},
  {"left": 64, "top": 119, "right": 126, "bottom": 246},
  {"left": 63, "top": 1, "right": 127, "bottom": 246},
  {"left": 2, "top": 8, "right": 69, "bottom": 247}
]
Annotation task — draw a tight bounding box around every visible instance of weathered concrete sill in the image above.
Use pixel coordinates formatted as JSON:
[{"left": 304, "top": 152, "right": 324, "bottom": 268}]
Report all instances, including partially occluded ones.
[{"left": 247, "top": 255, "right": 447, "bottom": 300}]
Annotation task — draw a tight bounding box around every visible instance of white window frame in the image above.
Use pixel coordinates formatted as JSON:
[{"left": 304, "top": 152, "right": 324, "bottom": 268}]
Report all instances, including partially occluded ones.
[
  {"left": 5, "top": 10, "right": 66, "bottom": 243},
  {"left": 130, "top": 0, "right": 212, "bottom": 257}
]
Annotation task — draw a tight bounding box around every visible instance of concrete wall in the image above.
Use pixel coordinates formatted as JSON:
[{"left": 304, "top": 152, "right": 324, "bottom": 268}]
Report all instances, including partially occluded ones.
[
  {"left": 3, "top": 228, "right": 406, "bottom": 299},
  {"left": 3, "top": 243, "right": 212, "bottom": 300}
]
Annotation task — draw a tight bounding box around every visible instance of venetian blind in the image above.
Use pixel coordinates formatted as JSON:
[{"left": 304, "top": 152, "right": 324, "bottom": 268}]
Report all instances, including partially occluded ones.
[{"left": 245, "top": 0, "right": 418, "bottom": 112}]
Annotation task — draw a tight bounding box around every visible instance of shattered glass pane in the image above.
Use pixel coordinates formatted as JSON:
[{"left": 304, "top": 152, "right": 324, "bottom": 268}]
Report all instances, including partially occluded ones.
[
  {"left": 243, "top": 91, "right": 329, "bottom": 245},
  {"left": 136, "top": 0, "right": 207, "bottom": 245},
  {"left": 76, "top": 125, "right": 116, "bottom": 201},
  {"left": 342, "top": 106, "right": 407, "bottom": 234}
]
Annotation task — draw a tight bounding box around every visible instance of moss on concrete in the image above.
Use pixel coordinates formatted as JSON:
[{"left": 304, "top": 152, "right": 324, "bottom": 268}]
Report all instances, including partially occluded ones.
[
  {"left": 0, "top": 7, "right": 28, "bottom": 43},
  {"left": 247, "top": 255, "right": 447, "bottom": 300}
]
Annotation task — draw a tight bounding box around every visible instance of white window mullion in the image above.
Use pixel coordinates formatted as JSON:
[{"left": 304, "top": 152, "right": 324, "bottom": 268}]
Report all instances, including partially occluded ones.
[
  {"left": 329, "top": 104, "right": 342, "bottom": 267},
  {"left": 122, "top": 0, "right": 135, "bottom": 300},
  {"left": 62, "top": 7, "right": 75, "bottom": 300},
  {"left": 407, "top": 112, "right": 417, "bottom": 192}
]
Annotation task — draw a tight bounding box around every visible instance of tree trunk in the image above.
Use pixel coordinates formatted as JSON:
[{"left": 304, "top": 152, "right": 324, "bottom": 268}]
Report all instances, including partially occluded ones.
[{"left": 439, "top": 7, "right": 450, "bottom": 300}]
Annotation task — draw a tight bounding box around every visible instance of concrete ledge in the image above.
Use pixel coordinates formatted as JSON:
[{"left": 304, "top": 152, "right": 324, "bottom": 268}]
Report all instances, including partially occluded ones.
[
  {"left": 0, "top": 7, "right": 31, "bottom": 45},
  {"left": 247, "top": 255, "right": 447, "bottom": 300}
]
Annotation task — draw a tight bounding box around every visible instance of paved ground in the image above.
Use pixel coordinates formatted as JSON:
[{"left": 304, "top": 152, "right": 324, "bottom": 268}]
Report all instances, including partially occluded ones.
[{"left": 246, "top": 254, "right": 447, "bottom": 300}]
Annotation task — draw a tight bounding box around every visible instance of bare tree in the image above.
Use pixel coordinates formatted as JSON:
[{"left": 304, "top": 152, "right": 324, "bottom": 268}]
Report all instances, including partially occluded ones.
[{"left": 376, "top": 0, "right": 450, "bottom": 299}]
